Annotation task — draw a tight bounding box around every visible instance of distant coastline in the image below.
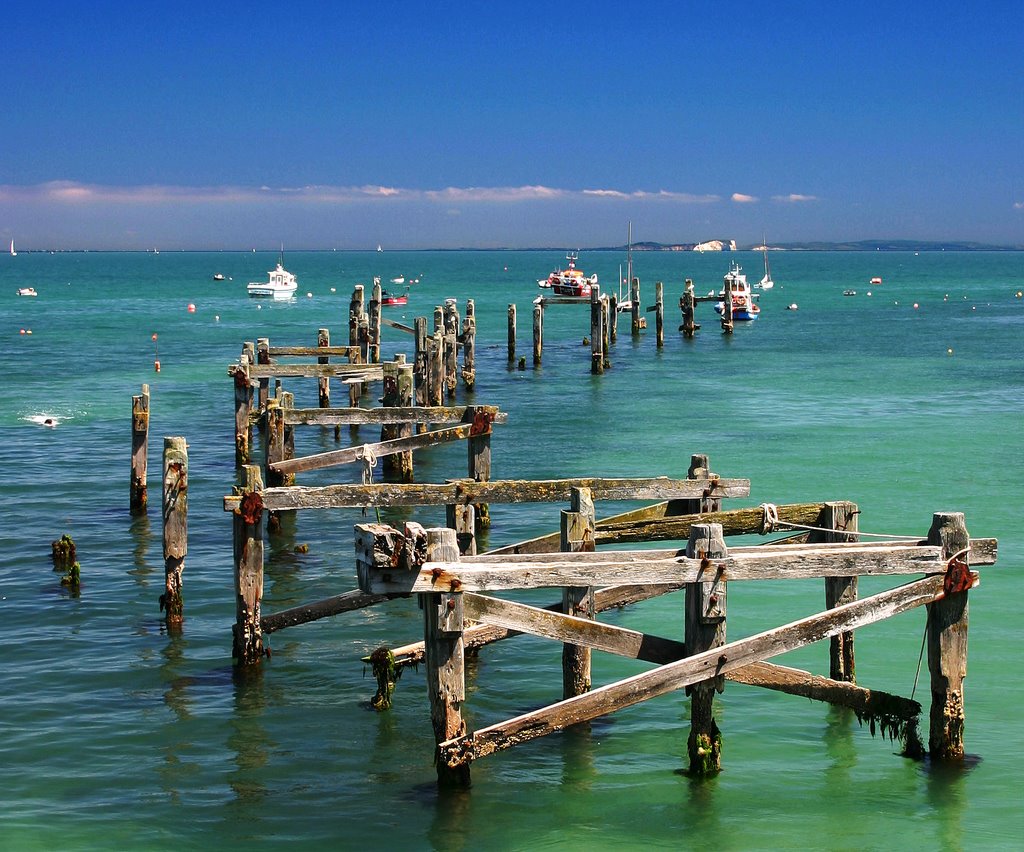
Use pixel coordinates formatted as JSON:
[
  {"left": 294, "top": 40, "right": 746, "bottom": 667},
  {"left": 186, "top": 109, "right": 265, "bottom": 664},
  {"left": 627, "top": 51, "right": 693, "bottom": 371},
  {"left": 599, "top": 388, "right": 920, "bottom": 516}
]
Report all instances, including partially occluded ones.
[{"left": 8, "top": 239, "right": 1022, "bottom": 253}]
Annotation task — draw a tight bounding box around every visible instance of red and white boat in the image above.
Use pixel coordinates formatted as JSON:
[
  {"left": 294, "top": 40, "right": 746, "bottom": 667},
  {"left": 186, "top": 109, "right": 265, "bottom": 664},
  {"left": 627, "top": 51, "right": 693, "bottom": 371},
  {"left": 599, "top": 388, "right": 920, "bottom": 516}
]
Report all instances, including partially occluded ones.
[
  {"left": 381, "top": 289, "right": 408, "bottom": 306},
  {"left": 538, "top": 251, "right": 598, "bottom": 297}
]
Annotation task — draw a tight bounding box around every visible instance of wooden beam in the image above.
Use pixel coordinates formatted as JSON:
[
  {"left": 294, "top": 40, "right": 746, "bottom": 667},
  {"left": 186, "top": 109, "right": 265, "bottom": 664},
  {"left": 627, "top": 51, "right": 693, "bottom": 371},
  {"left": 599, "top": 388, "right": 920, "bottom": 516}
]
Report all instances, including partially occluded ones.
[
  {"left": 267, "top": 345, "right": 360, "bottom": 357},
  {"left": 261, "top": 589, "right": 390, "bottom": 634},
  {"left": 284, "top": 404, "right": 507, "bottom": 427},
  {"left": 381, "top": 316, "right": 416, "bottom": 335},
  {"left": 437, "top": 574, "right": 969, "bottom": 767},
  {"left": 360, "top": 539, "right": 998, "bottom": 595},
  {"left": 223, "top": 476, "right": 751, "bottom": 512},
  {"left": 270, "top": 422, "right": 481, "bottom": 475},
  {"left": 245, "top": 363, "right": 384, "bottom": 380}
]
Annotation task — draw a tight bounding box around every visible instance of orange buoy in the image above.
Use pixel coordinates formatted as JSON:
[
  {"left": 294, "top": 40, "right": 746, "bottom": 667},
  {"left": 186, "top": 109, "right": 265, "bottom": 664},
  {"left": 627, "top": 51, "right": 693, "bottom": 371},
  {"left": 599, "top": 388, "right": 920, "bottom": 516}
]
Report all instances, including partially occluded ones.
[
  {"left": 154, "top": 360, "right": 161, "bottom": 372},
  {"left": 187, "top": 303, "right": 196, "bottom": 313}
]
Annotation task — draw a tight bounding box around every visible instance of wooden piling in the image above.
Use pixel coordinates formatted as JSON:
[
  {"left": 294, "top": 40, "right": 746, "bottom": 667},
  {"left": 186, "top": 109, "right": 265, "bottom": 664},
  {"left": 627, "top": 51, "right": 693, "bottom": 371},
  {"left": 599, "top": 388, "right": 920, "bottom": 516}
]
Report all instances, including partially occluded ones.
[
  {"left": 162, "top": 436, "right": 188, "bottom": 625},
  {"left": 655, "top": 281, "right": 664, "bottom": 348},
  {"left": 265, "top": 398, "right": 287, "bottom": 488},
  {"left": 428, "top": 331, "right": 444, "bottom": 406},
  {"left": 562, "top": 487, "right": 595, "bottom": 699},
  {"left": 461, "top": 299, "right": 476, "bottom": 390},
  {"left": 630, "top": 277, "right": 641, "bottom": 334},
  {"left": 317, "top": 328, "right": 331, "bottom": 407},
  {"left": 256, "top": 338, "right": 270, "bottom": 426},
  {"left": 232, "top": 464, "right": 265, "bottom": 665},
  {"left": 810, "top": 502, "right": 859, "bottom": 682},
  {"left": 680, "top": 280, "right": 697, "bottom": 338},
  {"left": 369, "top": 282, "right": 382, "bottom": 364},
  {"left": 447, "top": 503, "right": 477, "bottom": 556},
  {"left": 423, "top": 527, "right": 470, "bottom": 788},
  {"left": 444, "top": 323, "right": 458, "bottom": 401},
  {"left": 349, "top": 285, "right": 365, "bottom": 351},
  {"left": 601, "top": 295, "right": 611, "bottom": 368},
  {"left": 532, "top": 302, "right": 543, "bottom": 366},
  {"left": 685, "top": 522, "right": 727, "bottom": 774},
  {"left": 233, "top": 355, "right": 253, "bottom": 466},
  {"left": 382, "top": 357, "right": 415, "bottom": 482},
  {"left": 414, "top": 316, "right": 428, "bottom": 410},
  {"left": 590, "top": 285, "right": 604, "bottom": 374},
  {"left": 507, "top": 304, "right": 516, "bottom": 363},
  {"left": 609, "top": 293, "right": 618, "bottom": 343},
  {"left": 926, "top": 511, "right": 971, "bottom": 760},
  {"left": 465, "top": 405, "right": 492, "bottom": 529},
  {"left": 130, "top": 384, "right": 150, "bottom": 515}
]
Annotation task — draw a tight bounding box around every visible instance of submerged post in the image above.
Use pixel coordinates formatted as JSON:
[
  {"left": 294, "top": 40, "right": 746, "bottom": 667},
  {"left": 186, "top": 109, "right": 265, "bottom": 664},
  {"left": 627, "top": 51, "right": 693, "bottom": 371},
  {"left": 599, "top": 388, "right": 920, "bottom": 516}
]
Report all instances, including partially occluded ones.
[
  {"left": 423, "top": 528, "right": 470, "bottom": 788},
  {"left": 232, "top": 464, "right": 265, "bottom": 666},
  {"left": 590, "top": 285, "right": 604, "bottom": 374},
  {"left": 680, "top": 279, "right": 697, "bottom": 338},
  {"left": 507, "top": 304, "right": 516, "bottom": 364},
  {"left": 562, "top": 487, "right": 595, "bottom": 699},
  {"left": 162, "top": 436, "right": 188, "bottom": 625},
  {"left": 630, "top": 277, "right": 641, "bottom": 334},
  {"left": 130, "top": 384, "right": 150, "bottom": 515},
  {"left": 655, "top": 281, "right": 664, "bottom": 348},
  {"left": 926, "top": 511, "right": 972, "bottom": 760},
  {"left": 461, "top": 299, "right": 476, "bottom": 390},
  {"left": 685, "top": 523, "right": 728, "bottom": 774},
  {"left": 532, "top": 302, "right": 543, "bottom": 366}
]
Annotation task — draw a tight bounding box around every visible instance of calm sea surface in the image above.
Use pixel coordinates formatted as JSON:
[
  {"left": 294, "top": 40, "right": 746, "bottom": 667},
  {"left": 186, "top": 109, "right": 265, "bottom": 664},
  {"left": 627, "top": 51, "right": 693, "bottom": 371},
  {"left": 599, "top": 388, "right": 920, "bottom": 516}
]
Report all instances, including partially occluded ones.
[{"left": 2, "top": 250, "right": 1022, "bottom": 850}]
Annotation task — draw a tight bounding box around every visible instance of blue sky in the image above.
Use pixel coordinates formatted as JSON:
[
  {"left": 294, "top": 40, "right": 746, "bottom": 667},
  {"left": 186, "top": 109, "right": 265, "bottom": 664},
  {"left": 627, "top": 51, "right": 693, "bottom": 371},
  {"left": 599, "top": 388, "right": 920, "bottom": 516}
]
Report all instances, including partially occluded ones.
[{"left": 3, "top": 0, "right": 1022, "bottom": 249}]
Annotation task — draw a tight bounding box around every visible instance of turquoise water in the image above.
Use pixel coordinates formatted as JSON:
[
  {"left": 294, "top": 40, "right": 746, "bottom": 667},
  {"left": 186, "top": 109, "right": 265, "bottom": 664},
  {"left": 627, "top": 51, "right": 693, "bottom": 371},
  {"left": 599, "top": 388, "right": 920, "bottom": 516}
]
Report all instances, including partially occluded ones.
[{"left": 2, "top": 250, "right": 1022, "bottom": 850}]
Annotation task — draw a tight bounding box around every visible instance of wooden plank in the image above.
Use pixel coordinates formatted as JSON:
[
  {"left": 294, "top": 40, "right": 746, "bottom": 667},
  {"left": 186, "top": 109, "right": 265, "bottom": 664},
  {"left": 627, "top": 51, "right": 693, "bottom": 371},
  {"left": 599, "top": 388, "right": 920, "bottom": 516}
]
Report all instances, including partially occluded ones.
[
  {"left": 284, "top": 404, "right": 507, "bottom": 427},
  {"left": 268, "top": 345, "right": 360, "bottom": 357},
  {"left": 381, "top": 316, "right": 416, "bottom": 335},
  {"left": 437, "top": 574, "right": 968, "bottom": 767},
  {"left": 463, "top": 593, "right": 685, "bottom": 664},
  {"left": 360, "top": 540, "right": 998, "bottom": 594},
  {"left": 261, "top": 589, "right": 390, "bottom": 634},
  {"left": 246, "top": 363, "right": 384, "bottom": 380},
  {"left": 223, "top": 476, "right": 752, "bottom": 512},
  {"left": 270, "top": 422, "right": 479, "bottom": 475},
  {"left": 594, "top": 502, "right": 826, "bottom": 544}
]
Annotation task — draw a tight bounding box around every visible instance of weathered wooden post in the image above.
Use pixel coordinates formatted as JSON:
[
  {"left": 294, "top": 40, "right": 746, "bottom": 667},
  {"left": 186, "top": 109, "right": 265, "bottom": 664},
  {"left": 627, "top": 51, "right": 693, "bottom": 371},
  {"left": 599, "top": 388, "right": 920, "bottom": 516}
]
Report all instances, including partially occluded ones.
[
  {"left": 507, "top": 304, "right": 516, "bottom": 364},
  {"left": 609, "top": 293, "right": 619, "bottom": 343},
  {"left": 630, "top": 277, "right": 641, "bottom": 334},
  {"left": 162, "top": 436, "right": 188, "bottom": 625},
  {"left": 130, "top": 384, "right": 150, "bottom": 515},
  {"left": 685, "top": 522, "right": 728, "bottom": 774},
  {"left": 423, "top": 527, "right": 470, "bottom": 788},
  {"left": 461, "top": 299, "right": 476, "bottom": 390},
  {"left": 446, "top": 503, "right": 476, "bottom": 556},
  {"left": 465, "top": 405, "right": 492, "bottom": 529},
  {"left": 721, "top": 289, "right": 734, "bottom": 334},
  {"left": 655, "top": 281, "right": 664, "bottom": 348},
  {"left": 256, "top": 338, "right": 270, "bottom": 427},
  {"left": 532, "top": 302, "right": 543, "bottom": 366},
  {"left": 667, "top": 453, "right": 721, "bottom": 517},
  {"left": 680, "top": 279, "right": 697, "bottom": 338},
  {"left": 810, "top": 502, "right": 859, "bottom": 682},
  {"left": 349, "top": 284, "right": 365, "bottom": 352},
  {"left": 265, "top": 397, "right": 286, "bottom": 488},
  {"left": 232, "top": 464, "right": 264, "bottom": 666},
  {"left": 601, "top": 294, "right": 611, "bottom": 368},
  {"left": 444, "top": 303, "right": 458, "bottom": 399},
  {"left": 590, "top": 285, "right": 604, "bottom": 374},
  {"left": 233, "top": 357, "right": 253, "bottom": 467},
  {"left": 369, "top": 281, "right": 382, "bottom": 364},
  {"left": 280, "top": 390, "right": 295, "bottom": 485},
  {"left": 317, "top": 328, "right": 331, "bottom": 408},
  {"left": 926, "top": 511, "right": 972, "bottom": 760},
  {"left": 382, "top": 356, "right": 414, "bottom": 482},
  {"left": 562, "top": 487, "right": 595, "bottom": 698},
  {"left": 414, "top": 316, "right": 428, "bottom": 410},
  {"left": 428, "top": 331, "right": 444, "bottom": 406}
]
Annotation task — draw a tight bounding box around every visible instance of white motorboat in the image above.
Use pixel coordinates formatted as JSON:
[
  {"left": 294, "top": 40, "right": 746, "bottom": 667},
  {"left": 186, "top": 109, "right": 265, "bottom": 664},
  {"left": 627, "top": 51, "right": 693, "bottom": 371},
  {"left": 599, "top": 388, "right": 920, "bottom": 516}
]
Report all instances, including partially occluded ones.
[{"left": 247, "top": 259, "right": 297, "bottom": 299}]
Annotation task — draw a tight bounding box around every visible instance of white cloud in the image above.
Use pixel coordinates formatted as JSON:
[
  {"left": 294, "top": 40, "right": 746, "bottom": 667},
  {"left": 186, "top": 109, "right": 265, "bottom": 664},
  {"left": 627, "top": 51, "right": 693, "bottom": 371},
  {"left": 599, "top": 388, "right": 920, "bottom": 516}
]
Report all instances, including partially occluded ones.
[
  {"left": 1014, "top": 201, "right": 1024, "bottom": 210},
  {"left": 731, "top": 193, "right": 758, "bottom": 203},
  {"left": 773, "top": 193, "right": 819, "bottom": 203}
]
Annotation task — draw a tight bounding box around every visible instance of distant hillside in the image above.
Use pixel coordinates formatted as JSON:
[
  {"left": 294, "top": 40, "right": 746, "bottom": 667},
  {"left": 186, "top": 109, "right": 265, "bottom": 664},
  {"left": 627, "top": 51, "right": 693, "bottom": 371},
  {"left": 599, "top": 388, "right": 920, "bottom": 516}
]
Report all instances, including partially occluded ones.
[{"left": 587, "top": 239, "right": 1020, "bottom": 252}]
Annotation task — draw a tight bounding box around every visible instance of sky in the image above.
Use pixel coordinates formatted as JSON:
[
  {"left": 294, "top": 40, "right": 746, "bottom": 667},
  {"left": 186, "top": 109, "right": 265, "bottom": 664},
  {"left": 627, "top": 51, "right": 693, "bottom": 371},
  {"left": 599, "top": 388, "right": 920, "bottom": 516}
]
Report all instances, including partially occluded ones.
[{"left": 3, "top": 0, "right": 1023, "bottom": 250}]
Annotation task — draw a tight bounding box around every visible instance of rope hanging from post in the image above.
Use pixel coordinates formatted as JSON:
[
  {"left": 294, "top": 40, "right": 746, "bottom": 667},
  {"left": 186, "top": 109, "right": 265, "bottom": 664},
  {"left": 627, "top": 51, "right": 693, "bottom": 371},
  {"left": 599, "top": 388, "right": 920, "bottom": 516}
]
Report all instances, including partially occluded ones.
[
  {"left": 754, "top": 503, "right": 919, "bottom": 541},
  {"left": 759, "top": 503, "right": 780, "bottom": 534}
]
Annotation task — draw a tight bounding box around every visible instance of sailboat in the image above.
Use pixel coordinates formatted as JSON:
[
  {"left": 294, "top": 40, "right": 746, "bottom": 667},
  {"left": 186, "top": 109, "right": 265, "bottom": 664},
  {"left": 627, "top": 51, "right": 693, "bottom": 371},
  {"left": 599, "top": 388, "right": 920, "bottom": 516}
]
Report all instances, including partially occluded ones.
[
  {"left": 756, "top": 236, "right": 775, "bottom": 290},
  {"left": 10, "top": 238, "right": 16, "bottom": 257},
  {"left": 617, "top": 221, "right": 635, "bottom": 311}
]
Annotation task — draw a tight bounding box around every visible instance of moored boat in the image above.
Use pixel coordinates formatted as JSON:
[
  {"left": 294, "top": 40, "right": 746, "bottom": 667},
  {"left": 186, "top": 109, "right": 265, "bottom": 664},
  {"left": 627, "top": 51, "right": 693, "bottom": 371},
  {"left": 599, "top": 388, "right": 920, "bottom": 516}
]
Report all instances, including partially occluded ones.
[
  {"left": 381, "top": 289, "right": 408, "bottom": 306},
  {"left": 870, "top": 276, "right": 882, "bottom": 285},
  {"left": 17, "top": 287, "right": 37, "bottom": 297},
  {"left": 538, "top": 251, "right": 597, "bottom": 297},
  {"left": 756, "top": 238, "right": 775, "bottom": 290},
  {"left": 247, "top": 258, "right": 297, "bottom": 299},
  {"left": 714, "top": 262, "right": 760, "bottom": 321}
]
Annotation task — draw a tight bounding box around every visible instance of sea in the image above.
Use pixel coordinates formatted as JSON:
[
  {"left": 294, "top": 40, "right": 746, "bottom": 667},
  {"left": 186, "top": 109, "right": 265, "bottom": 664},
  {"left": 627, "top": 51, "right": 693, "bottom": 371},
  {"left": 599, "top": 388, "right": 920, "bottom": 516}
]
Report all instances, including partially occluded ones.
[{"left": 2, "top": 249, "right": 1022, "bottom": 851}]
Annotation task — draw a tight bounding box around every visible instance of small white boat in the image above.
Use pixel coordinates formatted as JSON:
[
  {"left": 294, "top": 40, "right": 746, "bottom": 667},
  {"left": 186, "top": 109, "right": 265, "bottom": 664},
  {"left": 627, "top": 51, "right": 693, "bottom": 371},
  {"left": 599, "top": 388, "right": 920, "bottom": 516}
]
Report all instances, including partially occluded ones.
[
  {"left": 17, "top": 287, "right": 37, "bottom": 297},
  {"left": 10, "top": 239, "right": 17, "bottom": 257},
  {"left": 213, "top": 273, "right": 226, "bottom": 281},
  {"left": 391, "top": 276, "right": 405, "bottom": 285},
  {"left": 714, "top": 262, "right": 760, "bottom": 321},
  {"left": 247, "top": 258, "right": 297, "bottom": 299},
  {"left": 756, "top": 238, "right": 775, "bottom": 290}
]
